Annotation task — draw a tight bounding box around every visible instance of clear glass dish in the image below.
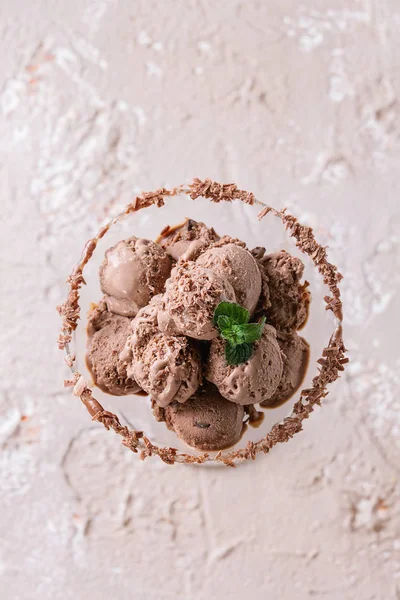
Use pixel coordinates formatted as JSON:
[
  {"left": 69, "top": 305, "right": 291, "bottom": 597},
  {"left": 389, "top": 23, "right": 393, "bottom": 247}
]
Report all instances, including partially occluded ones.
[{"left": 59, "top": 180, "right": 346, "bottom": 466}]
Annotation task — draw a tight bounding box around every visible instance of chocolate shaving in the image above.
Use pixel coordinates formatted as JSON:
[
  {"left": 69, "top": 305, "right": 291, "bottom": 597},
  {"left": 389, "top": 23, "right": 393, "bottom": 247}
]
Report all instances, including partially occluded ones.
[
  {"left": 64, "top": 353, "right": 76, "bottom": 368},
  {"left": 188, "top": 178, "right": 255, "bottom": 205},
  {"left": 257, "top": 206, "right": 273, "bottom": 220},
  {"left": 57, "top": 178, "right": 347, "bottom": 466}
]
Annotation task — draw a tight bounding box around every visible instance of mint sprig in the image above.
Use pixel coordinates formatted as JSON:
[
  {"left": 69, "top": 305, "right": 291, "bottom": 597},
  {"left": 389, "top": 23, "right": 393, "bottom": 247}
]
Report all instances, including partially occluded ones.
[
  {"left": 213, "top": 302, "right": 249, "bottom": 325},
  {"left": 225, "top": 342, "right": 253, "bottom": 365},
  {"left": 213, "top": 302, "right": 266, "bottom": 366}
]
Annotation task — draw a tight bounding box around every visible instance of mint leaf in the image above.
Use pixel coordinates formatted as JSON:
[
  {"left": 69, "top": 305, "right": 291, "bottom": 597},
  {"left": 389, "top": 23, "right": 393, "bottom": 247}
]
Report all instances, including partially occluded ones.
[
  {"left": 218, "top": 316, "right": 238, "bottom": 345},
  {"left": 220, "top": 321, "right": 243, "bottom": 345},
  {"left": 225, "top": 342, "right": 253, "bottom": 366},
  {"left": 217, "top": 315, "right": 234, "bottom": 331},
  {"left": 228, "top": 324, "right": 247, "bottom": 345},
  {"left": 213, "top": 302, "right": 249, "bottom": 325},
  {"left": 214, "top": 302, "right": 266, "bottom": 366},
  {"left": 234, "top": 317, "right": 266, "bottom": 344}
]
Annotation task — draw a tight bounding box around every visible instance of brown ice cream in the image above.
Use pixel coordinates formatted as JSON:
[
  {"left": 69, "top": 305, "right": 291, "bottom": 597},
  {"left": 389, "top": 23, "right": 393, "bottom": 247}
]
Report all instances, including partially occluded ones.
[
  {"left": 257, "top": 250, "right": 310, "bottom": 332},
  {"left": 100, "top": 237, "right": 171, "bottom": 317},
  {"left": 164, "top": 383, "right": 245, "bottom": 451},
  {"left": 158, "top": 263, "right": 236, "bottom": 340},
  {"left": 206, "top": 325, "right": 283, "bottom": 405},
  {"left": 120, "top": 297, "right": 202, "bottom": 407},
  {"left": 157, "top": 218, "right": 219, "bottom": 261},
  {"left": 85, "top": 216, "right": 312, "bottom": 452},
  {"left": 86, "top": 299, "right": 142, "bottom": 395},
  {"left": 261, "top": 332, "right": 309, "bottom": 407},
  {"left": 196, "top": 241, "right": 262, "bottom": 314}
]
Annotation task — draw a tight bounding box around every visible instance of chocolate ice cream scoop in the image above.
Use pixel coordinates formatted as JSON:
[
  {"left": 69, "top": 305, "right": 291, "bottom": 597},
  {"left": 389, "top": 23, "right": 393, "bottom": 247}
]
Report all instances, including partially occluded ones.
[
  {"left": 196, "top": 242, "right": 262, "bottom": 314},
  {"left": 157, "top": 218, "right": 219, "bottom": 261},
  {"left": 206, "top": 325, "right": 283, "bottom": 405},
  {"left": 257, "top": 250, "right": 310, "bottom": 332},
  {"left": 158, "top": 263, "right": 236, "bottom": 340},
  {"left": 164, "top": 383, "right": 245, "bottom": 451},
  {"left": 261, "top": 332, "right": 309, "bottom": 407},
  {"left": 100, "top": 237, "right": 172, "bottom": 317},
  {"left": 86, "top": 299, "right": 142, "bottom": 395},
  {"left": 120, "top": 297, "right": 201, "bottom": 407}
]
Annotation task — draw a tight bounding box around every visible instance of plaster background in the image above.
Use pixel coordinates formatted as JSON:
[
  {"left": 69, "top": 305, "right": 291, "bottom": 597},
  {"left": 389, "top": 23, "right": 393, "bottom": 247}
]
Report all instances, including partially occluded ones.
[{"left": 0, "top": 1, "right": 399, "bottom": 598}]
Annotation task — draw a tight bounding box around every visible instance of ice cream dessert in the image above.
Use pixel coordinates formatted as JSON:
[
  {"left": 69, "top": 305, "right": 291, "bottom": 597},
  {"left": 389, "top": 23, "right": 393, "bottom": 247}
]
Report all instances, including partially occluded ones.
[
  {"left": 158, "top": 218, "right": 219, "bottom": 261},
  {"left": 261, "top": 332, "right": 309, "bottom": 407},
  {"left": 163, "top": 383, "right": 245, "bottom": 451},
  {"left": 206, "top": 325, "right": 283, "bottom": 405},
  {"left": 255, "top": 250, "right": 310, "bottom": 332},
  {"left": 100, "top": 237, "right": 172, "bottom": 317},
  {"left": 196, "top": 240, "right": 262, "bottom": 314},
  {"left": 86, "top": 299, "right": 142, "bottom": 395},
  {"left": 86, "top": 222, "right": 310, "bottom": 452},
  {"left": 120, "top": 297, "right": 202, "bottom": 407},
  {"left": 157, "top": 262, "right": 236, "bottom": 340}
]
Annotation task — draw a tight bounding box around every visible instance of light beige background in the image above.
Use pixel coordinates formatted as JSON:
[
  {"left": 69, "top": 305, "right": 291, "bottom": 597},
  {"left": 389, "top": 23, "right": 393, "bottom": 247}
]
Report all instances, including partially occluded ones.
[{"left": 1, "top": 1, "right": 399, "bottom": 599}]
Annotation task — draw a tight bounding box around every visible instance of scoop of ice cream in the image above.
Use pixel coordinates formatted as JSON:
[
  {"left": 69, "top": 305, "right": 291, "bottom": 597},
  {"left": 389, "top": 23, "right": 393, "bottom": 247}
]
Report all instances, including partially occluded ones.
[
  {"left": 121, "top": 295, "right": 161, "bottom": 356},
  {"left": 158, "top": 263, "right": 236, "bottom": 340},
  {"left": 206, "top": 325, "right": 283, "bottom": 405},
  {"left": 196, "top": 242, "right": 262, "bottom": 313},
  {"left": 164, "top": 383, "right": 245, "bottom": 451},
  {"left": 137, "top": 335, "right": 201, "bottom": 407},
  {"left": 86, "top": 299, "right": 142, "bottom": 395},
  {"left": 257, "top": 250, "right": 310, "bottom": 332},
  {"left": 157, "top": 218, "right": 219, "bottom": 261},
  {"left": 99, "top": 237, "right": 172, "bottom": 317},
  {"left": 261, "top": 332, "right": 309, "bottom": 407},
  {"left": 120, "top": 297, "right": 201, "bottom": 407}
]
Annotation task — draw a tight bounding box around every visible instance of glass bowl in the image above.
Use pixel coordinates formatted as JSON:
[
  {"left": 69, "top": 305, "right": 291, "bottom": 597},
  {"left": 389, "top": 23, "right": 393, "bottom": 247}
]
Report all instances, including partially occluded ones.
[{"left": 58, "top": 179, "right": 346, "bottom": 466}]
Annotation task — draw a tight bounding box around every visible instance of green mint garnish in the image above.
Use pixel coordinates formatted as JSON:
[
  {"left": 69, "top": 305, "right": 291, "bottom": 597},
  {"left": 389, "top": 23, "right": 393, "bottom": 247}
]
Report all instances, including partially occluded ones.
[
  {"left": 225, "top": 342, "right": 253, "bottom": 366},
  {"left": 213, "top": 302, "right": 250, "bottom": 325},
  {"left": 213, "top": 302, "right": 266, "bottom": 366}
]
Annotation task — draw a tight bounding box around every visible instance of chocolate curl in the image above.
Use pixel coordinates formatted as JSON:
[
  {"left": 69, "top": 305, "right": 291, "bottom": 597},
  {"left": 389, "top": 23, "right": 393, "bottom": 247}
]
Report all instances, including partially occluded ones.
[{"left": 189, "top": 178, "right": 255, "bottom": 205}]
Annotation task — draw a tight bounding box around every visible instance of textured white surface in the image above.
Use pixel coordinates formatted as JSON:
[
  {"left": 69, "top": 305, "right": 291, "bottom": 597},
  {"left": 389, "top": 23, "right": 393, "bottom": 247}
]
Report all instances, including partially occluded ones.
[{"left": 1, "top": 1, "right": 399, "bottom": 598}]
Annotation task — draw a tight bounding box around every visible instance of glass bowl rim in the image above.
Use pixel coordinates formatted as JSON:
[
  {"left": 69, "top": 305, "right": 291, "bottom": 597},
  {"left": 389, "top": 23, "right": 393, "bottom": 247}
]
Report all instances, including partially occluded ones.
[{"left": 57, "top": 178, "right": 347, "bottom": 467}]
